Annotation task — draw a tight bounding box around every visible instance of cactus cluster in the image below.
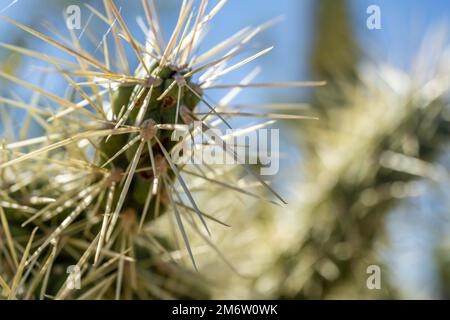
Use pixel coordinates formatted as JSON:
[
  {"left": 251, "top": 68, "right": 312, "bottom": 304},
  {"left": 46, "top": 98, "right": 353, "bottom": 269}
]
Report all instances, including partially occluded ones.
[{"left": 0, "top": 0, "right": 322, "bottom": 299}]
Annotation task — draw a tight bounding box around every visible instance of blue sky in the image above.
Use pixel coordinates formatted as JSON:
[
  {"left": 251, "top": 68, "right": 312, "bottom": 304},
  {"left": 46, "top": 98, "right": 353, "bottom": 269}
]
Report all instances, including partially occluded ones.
[{"left": 353, "top": 0, "right": 450, "bottom": 68}]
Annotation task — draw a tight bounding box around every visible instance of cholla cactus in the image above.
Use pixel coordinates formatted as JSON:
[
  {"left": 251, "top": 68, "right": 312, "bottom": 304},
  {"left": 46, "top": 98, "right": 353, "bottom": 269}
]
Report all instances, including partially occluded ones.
[
  {"left": 274, "top": 27, "right": 450, "bottom": 299},
  {"left": 0, "top": 0, "right": 321, "bottom": 299},
  {"left": 198, "top": 27, "right": 450, "bottom": 300}
]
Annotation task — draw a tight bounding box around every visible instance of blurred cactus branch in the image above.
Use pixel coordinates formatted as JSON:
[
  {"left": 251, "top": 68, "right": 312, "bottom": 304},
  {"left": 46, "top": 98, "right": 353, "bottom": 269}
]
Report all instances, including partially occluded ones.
[{"left": 276, "top": 0, "right": 450, "bottom": 299}]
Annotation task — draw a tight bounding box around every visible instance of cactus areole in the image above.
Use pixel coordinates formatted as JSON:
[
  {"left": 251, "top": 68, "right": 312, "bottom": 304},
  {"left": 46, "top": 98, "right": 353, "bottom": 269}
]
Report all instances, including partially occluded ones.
[{"left": 99, "top": 63, "right": 202, "bottom": 215}]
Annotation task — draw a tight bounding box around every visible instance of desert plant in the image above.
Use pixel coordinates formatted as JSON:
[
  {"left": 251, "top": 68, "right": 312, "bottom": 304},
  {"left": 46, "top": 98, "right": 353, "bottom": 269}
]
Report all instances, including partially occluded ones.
[
  {"left": 198, "top": 22, "right": 450, "bottom": 300},
  {"left": 0, "top": 0, "right": 321, "bottom": 299}
]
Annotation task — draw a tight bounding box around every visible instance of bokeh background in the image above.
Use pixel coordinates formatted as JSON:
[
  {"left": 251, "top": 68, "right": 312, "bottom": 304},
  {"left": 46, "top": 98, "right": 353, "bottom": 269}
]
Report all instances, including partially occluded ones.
[{"left": 1, "top": 0, "right": 450, "bottom": 299}]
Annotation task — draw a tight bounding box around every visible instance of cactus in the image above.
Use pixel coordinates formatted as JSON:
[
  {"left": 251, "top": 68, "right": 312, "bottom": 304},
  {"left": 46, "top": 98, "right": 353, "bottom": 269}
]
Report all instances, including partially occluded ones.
[{"left": 0, "top": 0, "right": 322, "bottom": 299}]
